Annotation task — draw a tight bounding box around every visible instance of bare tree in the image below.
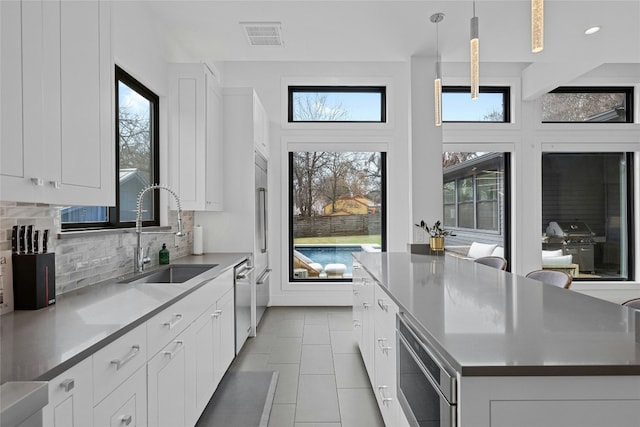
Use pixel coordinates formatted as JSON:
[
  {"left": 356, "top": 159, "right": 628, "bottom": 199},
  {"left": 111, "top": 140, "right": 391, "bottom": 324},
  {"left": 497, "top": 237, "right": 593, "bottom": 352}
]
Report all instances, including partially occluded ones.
[
  {"left": 292, "top": 152, "right": 328, "bottom": 216},
  {"left": 293, "top": 93, "right": 349, "bottom": 121},
  {"left": 442, "top": 152, "right": 479, "bottom": 168},
  {"left": 318, "top": 153, "right": 355, "bottom": 214},
  {"left": 541, "top": 92, "right": 626, "bottom": 122},
  {"left": 119, "top": 106, "right": 151, "bottom": 182}
]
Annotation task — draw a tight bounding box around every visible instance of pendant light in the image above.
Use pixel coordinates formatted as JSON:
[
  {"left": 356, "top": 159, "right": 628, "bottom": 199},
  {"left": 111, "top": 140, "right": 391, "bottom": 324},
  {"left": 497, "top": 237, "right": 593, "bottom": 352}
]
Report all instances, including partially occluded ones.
[
  {"left": 531, "top": 0, "right": 544, "bottom": 53},
  {"left": 470, "top": 0, "right": 479, "bottom": 100},
  {"left": 430, "top": 13, "right": 445, "bottom": 127}
]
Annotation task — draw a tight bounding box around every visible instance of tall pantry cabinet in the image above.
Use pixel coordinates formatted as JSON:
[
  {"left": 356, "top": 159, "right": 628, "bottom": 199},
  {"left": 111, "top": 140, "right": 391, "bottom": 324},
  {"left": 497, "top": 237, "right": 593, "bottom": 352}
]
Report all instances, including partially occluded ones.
[{"left": 0, "top": 0, "right": 114, "bottom": 206}]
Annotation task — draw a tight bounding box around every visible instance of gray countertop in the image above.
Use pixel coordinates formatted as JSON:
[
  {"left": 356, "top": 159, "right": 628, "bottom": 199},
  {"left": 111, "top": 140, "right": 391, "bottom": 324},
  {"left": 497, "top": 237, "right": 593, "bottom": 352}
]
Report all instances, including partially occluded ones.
[
  {"left": 354, "top": 252, "right": 640, "bottom": 376},
  {"left": 0, "top": 253, "right": 249, "bottom": 384}
]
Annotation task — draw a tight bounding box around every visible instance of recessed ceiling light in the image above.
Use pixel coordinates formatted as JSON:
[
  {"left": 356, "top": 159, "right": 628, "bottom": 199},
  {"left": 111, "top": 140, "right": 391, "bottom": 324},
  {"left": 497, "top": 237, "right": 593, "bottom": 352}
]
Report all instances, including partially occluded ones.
[{"left": 584, "top": 26, "right": 601, "bottom": 35}]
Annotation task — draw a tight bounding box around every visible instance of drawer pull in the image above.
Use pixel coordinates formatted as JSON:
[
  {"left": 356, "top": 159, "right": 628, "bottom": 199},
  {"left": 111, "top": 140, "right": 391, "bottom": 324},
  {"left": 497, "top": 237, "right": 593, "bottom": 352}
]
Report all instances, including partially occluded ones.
[
  {"left": 162, "top": 340, "right": 184, "bottom": 359},
  {"left": 211, "top": 310, "right": 222, "bottom": 318},
  {"left": 60, "top": 379, "right": 74, "bottom": 393},
  {"left": 363, "top": 302, "right": 371, "bottom": 309},
  {"left": 377, "top": 385, "right": 393, "bottom": 406},
  {"left": 110, "top": 345, "right": 141, "bottom": 370},
  {"left": 163, "top": 313, "right": 183, "bottom": 329},
  {"left": 353, "top": 290, "right": 360, "bottom": 296},
  {"left": 353, "top": 320, "right": 361, "bottom": 328},
  {"left": 377, "top": 299, "right": 389, "bottom": 312},
  {"left": 120, "top": 415, "right": 132, "bottom": 425}
]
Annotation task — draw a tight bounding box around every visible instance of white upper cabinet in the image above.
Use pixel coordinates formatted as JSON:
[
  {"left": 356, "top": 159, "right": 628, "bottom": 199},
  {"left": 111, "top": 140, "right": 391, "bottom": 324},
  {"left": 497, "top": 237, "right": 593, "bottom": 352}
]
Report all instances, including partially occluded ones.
[
  {"left": 169, "top": 63, "right": 224, "bottom": 211},
  {"left": 0, "top": 0, "right": 114, "bottom": 206}
]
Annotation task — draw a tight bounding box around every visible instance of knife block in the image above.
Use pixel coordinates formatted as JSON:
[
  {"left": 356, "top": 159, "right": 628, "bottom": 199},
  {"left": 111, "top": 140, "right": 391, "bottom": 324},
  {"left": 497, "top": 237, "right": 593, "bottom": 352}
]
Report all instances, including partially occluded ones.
[{"left": 12, "top": 253, "right": 56, "bottom": 310}]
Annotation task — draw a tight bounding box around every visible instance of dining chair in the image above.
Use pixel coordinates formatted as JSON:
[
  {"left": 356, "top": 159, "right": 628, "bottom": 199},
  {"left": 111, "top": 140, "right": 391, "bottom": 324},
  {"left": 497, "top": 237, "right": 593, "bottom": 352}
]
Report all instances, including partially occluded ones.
[
  {"left": 526, "top": 269, "right": 572, "bottom": 289},
  {"left": 622, "top": 298, "right": 640, "bottom": 310},
  {"left": 474, "top": 256, "right": 508, "bottom": 271}
]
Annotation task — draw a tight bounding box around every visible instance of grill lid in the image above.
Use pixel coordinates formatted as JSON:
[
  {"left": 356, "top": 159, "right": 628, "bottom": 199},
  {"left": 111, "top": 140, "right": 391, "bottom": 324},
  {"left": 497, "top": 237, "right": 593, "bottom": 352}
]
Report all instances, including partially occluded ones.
[{"left": 546, "top": 221, "right": 594, "bottom": 237}]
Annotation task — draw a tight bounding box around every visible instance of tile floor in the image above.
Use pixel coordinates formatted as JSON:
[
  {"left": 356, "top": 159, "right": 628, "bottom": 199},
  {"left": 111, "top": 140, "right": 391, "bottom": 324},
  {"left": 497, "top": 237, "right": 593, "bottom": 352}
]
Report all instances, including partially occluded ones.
[{"left": 228, "top": 306, "right": 385, "bottom": 427}]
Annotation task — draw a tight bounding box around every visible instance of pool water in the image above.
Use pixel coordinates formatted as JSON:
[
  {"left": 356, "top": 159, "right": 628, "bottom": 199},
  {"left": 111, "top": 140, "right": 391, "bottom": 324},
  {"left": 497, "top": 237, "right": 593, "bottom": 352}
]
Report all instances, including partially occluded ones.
[{"left": 296, "top": 246, "right": 363, "bottom": 275}]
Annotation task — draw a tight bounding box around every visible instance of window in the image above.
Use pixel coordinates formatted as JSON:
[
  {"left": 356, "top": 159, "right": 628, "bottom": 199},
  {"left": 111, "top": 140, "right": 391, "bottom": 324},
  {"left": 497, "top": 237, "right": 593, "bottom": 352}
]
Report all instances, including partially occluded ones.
[
  {"left": 288, "top": 86, "right": 386, "bottom": 122},
  {"left": 442, "top": 86, "right": 510, "bottom": 122},
  {"left": 442, "top": 152, "right": 510, "bottom": 260},
  {"left": 289, "top": 152, "right": 386, "bottom": 281},
  {"left": 541, "top": 87, "right": 633, "bottom": 123},
  {"left": 542, "top": 153, "right": 633, "bottom": 281},
  {"left": 62, "top": 66, "right": 160, "bottom": 229}
]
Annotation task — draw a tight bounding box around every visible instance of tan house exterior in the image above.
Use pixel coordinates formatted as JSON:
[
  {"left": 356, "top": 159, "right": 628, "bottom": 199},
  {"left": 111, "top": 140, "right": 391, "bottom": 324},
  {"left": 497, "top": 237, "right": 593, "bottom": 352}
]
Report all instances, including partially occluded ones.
[{"left": 322, "top": 195, "right": 378, "bottom": 216}]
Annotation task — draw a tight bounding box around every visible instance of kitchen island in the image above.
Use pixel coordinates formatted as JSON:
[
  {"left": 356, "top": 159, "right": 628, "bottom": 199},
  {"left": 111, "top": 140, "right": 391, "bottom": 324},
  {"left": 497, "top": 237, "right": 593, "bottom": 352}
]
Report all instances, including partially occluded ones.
[{"left": 354, "top": 251, "right": 640, "bottom": 427}]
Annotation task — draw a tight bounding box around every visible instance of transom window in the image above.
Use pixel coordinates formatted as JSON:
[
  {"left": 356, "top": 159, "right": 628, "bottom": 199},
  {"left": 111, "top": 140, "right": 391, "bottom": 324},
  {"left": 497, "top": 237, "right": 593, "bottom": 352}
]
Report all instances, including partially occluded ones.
[
  {"left": 442, "top": 86, "right": 510, "bottom": 122},
  {"left": 288, "top": 86, "right": 386, "bottom": 122},
  {"left": 541, "top": 87, "right": 634, "bottom": 123}
]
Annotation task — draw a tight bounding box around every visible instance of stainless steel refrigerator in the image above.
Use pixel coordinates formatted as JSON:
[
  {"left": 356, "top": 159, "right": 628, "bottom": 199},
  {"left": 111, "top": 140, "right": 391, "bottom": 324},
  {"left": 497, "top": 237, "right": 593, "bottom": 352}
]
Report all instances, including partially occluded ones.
[{"left": 253, "top": 153, "right": 270, "bottom": 333}]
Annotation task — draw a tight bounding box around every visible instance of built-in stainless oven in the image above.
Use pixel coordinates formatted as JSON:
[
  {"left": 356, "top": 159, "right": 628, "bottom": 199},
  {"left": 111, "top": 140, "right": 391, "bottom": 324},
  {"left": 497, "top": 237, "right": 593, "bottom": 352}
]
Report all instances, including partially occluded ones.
[{"left": 397, "top": 313, "right": 457, "bottom": 427}]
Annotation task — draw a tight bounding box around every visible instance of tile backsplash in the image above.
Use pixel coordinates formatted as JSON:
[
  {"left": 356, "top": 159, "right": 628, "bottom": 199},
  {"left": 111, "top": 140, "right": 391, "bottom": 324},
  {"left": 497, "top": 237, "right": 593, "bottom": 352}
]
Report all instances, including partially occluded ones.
[{"left": 0, "top": 201, "right": 194, "bottom": 297}]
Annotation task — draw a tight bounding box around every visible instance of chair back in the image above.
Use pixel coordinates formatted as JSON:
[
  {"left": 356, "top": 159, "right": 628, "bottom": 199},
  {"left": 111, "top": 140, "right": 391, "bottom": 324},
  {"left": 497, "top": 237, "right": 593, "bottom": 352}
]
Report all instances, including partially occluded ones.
[
  {"left": 474, "top": 256, "right": 508, "bottom": 271},
  {"left": 622, "top": 298, "right": 640, "bottom": 310},
  {"left": 526, "top": 269, "right": 572, "bottom": 289}
]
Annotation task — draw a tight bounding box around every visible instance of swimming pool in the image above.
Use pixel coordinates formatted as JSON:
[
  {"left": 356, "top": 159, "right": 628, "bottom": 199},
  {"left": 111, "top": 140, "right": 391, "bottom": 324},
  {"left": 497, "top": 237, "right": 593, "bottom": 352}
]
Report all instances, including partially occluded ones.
[{"left": 295, "top": 245, "right": 363, "bottom": 275}]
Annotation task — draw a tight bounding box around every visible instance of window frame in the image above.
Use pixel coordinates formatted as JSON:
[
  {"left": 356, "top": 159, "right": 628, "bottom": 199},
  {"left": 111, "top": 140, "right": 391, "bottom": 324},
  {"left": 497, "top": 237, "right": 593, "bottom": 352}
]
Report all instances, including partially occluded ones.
[
  {"left": 288, "top": 151, "right": 387, "bottom": 283},
  {"left": 442, "top": 86, "right": 511, "bottom": 123},
  {"left": 61, "top": 65, "right": 160, "bottom": 230},
  {"left": 288, "top": 86, "right": 387, "bottom": 123},
  {"left": 541, "top": 86, "right": 634, "bottom": 123}
]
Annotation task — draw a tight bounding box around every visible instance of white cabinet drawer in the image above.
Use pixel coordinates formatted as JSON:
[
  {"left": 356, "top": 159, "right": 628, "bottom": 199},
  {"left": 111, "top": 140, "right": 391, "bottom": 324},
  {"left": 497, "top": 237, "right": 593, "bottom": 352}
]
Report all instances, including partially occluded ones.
[
  {"left": 147, "top": 280, "right": 217, "bottom": 357},
  {"left": 374, "top": 284, "right": 398, "bottom": 330},
  {"left": 93, "top": 324, "right": 147, "bottom": 406},
  {"left": 93, "top": 366, "right": 147, "bottom": 427}
]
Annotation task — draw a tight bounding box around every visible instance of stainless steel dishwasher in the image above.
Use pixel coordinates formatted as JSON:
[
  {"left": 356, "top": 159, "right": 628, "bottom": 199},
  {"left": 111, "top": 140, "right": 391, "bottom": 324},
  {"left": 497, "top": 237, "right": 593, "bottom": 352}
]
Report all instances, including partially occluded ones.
[{"left": 234, "top": 259, "right": 253, "bottom": 354}]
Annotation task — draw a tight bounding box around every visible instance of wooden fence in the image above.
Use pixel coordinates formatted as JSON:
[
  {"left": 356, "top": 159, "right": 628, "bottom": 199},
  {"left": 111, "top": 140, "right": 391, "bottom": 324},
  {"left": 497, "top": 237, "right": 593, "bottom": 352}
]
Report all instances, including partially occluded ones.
[{"left": 293, "top": 213, "right": 381, "bottom": 238}]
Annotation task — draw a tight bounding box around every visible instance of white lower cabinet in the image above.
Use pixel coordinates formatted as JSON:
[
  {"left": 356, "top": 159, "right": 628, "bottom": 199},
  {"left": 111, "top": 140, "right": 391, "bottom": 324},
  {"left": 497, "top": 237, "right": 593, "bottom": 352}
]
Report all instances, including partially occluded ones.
[
  {"left": 93, "top": 366, "right": 147, "bottom": 427},
  {"left": 148, "top": 332, "right": 190, "bottom": 427},
  {"left": 213, "top": 287, "right": 235, "bottom": 385},
  {"left": 42, "top": 266, "right": 238, "bottom": 427},
  {"left": 42, "top": 358, "right": 93, "bottom": 427},
  {"left": 373, "top": 284, "right": 400, "bottom": 427}
]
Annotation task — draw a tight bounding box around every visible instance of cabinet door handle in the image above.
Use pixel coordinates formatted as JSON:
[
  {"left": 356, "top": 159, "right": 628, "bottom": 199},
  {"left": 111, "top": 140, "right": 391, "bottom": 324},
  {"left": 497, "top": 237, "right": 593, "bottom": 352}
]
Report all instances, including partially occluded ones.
[
  {"left": 353, "top": 320, "right": 361, "bottom": 328},
  {"left": 377, "top": 299, "right": 389, "bottom": 312},
  {"left": 353, "top": 290, "right": 360, "bottom": 296},
  {"left": 377, "top": 385, "right": 393, "bottom": 406},
  {"left": 363, "top": 302, "right": 371, "bottom": 309},
  {"left": 162, "top": 340, "right": 184, "bottom": 359},
  {"left": 211, "top": 310, "right": 222, "bottom": 318},
  {"left": 60, "top": 379, "right": 74, "bottom": 393},
  {"left": 110, "top": 345, "right": 141, "bottom": 370},
  {"left": 120, "top": 415, "right": 132, "bottom": 425},
  {"left": 163, "top": 313, "right": 183, "bottom": 329}
]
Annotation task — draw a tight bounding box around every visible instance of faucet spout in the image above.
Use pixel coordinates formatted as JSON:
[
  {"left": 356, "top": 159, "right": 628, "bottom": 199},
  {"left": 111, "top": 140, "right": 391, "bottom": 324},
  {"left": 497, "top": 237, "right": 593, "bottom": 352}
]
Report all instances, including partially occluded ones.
[{"left": 135, "top": 184, "right": 184, "bottom": 273}]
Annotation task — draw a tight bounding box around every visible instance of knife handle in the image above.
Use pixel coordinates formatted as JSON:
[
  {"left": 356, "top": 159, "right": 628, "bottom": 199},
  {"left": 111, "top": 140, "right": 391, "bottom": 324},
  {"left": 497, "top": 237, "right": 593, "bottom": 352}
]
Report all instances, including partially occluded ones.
[
  {"left": 43, "top": 229, "right": 49, "bottom": 253},
  {"left": 34, "top": 230, "right": 40, "bottom": 254},
  {"left": 11, "top": 226, "right": 18, "bottom": 253},
  {"left": 19, "top": 226, "right": 26, "bottom": 254},
  {"left": 26, "top": 225, "right": 33, "bottom": 253}
]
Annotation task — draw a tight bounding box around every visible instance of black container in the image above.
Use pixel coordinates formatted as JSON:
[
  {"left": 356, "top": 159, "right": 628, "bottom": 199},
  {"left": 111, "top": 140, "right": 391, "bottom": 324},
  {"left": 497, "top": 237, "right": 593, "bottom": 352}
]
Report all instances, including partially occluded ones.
[{"left": 12, "top": 253, "right": 56, "bottom": 310}]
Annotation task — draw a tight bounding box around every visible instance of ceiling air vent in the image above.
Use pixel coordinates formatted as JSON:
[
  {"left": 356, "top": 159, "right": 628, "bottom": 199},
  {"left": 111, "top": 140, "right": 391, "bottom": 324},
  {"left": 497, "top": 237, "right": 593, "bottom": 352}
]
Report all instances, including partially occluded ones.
[{"left": 241, "top": 22, "right": 284, "bottom": 46}]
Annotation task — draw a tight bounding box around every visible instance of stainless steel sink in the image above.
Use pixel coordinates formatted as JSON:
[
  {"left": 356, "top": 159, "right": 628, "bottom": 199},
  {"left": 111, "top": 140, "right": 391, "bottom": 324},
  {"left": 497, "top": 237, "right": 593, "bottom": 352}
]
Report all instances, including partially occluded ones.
[{"left": 124, "top": 265, "right": 216, "bottom": 284}]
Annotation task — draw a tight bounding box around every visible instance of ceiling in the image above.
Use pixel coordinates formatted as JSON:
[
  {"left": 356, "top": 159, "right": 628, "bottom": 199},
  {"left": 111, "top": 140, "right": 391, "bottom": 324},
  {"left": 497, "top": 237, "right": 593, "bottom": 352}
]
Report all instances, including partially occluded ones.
[{"left": 137, "top": 0, "right": 640, "bottom": 97}]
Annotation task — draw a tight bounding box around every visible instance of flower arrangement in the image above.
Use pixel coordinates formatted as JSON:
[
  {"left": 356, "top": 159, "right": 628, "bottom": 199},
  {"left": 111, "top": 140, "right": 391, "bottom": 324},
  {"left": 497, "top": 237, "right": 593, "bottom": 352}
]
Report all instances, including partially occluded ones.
[{"left": 415, "top": 220, "right": 455, "bottom": 238}]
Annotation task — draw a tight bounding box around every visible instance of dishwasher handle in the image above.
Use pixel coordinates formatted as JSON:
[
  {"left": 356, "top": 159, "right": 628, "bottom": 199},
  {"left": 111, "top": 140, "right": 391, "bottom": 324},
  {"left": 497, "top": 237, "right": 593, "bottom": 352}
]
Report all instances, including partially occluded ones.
[
  {"left": 235, "top": 266, "right": 255, "bottom": 281},
  {"left": 256, "top": 269, "right": 272, "bottom": 285}
]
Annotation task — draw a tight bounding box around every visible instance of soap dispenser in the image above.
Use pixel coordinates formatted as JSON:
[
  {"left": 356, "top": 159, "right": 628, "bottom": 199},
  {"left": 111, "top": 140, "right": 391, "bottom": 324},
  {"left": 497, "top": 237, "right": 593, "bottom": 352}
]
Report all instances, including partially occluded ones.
[{"left": 159, "top": 243, "right": 170, "bottom": 265}]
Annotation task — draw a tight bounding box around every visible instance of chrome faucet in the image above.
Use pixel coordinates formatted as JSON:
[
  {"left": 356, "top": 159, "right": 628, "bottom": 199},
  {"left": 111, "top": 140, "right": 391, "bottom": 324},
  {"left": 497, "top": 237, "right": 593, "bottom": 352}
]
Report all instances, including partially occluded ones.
[{"left": 135, "top": 184, "right": 185, "bottom": 273}]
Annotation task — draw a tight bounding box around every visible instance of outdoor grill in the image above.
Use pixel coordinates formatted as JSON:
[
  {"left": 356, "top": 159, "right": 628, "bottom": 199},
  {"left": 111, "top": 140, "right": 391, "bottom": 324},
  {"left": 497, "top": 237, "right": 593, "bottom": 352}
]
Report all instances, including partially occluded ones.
[{"left": 545, "top": 221, "right": 596, "bottom": 274}]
